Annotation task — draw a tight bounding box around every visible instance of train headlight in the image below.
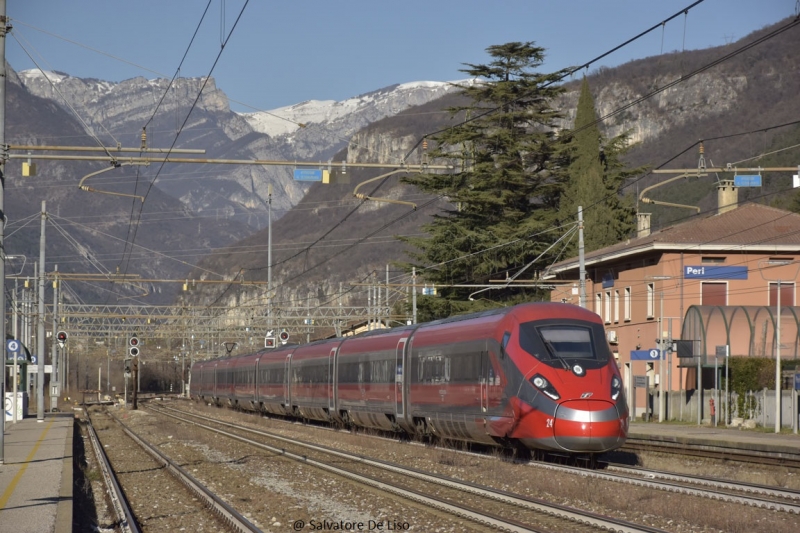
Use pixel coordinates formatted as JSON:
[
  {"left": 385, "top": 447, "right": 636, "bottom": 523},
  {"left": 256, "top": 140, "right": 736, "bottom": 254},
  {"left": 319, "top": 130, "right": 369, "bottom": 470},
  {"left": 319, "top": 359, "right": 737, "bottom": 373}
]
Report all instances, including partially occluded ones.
[
  {"left": 530, "top": 374, "right": 560, "bottom": 400},
  {"left": 611, "top": 375, "right": 622, "bottom": 400}
]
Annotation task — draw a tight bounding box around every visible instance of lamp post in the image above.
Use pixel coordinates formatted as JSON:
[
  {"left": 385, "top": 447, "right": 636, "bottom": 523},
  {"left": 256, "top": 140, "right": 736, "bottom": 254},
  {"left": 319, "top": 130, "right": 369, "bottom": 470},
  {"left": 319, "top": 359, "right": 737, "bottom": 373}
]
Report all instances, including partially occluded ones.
[{"left": 760, "top": 259, "right": 800, "bottom": 433}]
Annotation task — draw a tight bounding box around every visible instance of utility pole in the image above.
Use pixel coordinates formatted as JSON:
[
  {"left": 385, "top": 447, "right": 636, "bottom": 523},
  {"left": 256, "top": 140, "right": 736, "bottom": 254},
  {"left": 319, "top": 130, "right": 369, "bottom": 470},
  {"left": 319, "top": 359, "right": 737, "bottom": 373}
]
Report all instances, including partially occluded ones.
[
  {"left": 37, "top": 202, "right": 47, "bottom": 420},
  {"left": 412, "top": 268, "right": 417, "bottom": 324},
  {"left": 0, "top": 0, "right": 8, "bottom": 464},
  {"left": 267, "top": 183, "right": 272, "bottom": 333},
  {"left": 51, "top": 265, "right": 59, "bottom": 411},
  {"left": 578, "top": 206, "right": 586, "bottom": 308},
  {"left": 132, "top": 356, "right": 138, "bottom": 410}
]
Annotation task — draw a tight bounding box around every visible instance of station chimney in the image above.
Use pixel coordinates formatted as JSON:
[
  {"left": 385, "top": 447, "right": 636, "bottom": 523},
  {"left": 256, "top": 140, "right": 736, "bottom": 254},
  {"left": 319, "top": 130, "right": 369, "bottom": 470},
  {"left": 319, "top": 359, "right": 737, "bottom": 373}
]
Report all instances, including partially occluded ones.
[{"left": 717, "top": 180, "right": 738, "bottom": 215}]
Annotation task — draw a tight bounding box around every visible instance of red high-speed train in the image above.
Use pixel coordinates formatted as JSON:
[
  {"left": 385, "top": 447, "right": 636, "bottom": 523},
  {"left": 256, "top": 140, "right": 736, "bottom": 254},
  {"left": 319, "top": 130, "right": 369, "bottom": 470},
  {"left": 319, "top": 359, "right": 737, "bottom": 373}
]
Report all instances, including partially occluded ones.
[{"left": 190, "top": 302, "right": 628, "bottom": 454}]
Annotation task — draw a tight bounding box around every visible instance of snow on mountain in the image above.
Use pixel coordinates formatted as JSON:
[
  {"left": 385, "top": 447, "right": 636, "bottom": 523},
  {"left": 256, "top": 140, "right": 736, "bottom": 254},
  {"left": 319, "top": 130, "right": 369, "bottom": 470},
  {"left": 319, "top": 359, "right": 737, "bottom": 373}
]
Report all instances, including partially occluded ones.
[{"left": 242, "top": 80, "right": 470, "bottom": 138}]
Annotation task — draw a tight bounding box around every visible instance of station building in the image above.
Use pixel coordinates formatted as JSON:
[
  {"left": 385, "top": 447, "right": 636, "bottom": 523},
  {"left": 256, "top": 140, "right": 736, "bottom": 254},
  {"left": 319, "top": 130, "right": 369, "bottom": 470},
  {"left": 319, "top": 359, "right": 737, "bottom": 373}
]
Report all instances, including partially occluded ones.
[{"left": 543, "top": 181, "right": 800, "bottom": 419}]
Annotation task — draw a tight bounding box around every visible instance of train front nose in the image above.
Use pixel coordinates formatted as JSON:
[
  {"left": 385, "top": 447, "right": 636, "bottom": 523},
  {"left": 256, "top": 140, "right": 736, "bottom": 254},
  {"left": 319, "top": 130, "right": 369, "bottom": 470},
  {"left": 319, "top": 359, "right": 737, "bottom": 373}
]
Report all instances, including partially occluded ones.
[{"left": 553, "top": 400, "right": 626, "bottom": 452}]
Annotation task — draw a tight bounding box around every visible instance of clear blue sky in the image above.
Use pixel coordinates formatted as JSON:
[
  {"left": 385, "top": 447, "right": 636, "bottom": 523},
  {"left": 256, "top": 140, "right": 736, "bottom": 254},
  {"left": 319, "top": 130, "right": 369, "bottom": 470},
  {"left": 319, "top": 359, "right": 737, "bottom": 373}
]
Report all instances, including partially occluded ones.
[{"left": 6, "top": 1, "right": 796, "bottom": 113}]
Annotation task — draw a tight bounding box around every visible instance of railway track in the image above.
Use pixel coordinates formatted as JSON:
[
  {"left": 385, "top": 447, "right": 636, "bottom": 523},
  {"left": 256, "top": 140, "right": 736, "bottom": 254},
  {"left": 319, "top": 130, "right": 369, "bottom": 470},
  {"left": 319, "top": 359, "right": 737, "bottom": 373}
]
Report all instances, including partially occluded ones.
[
  {"left": 162, "top": 402, "right": 800, "bottom": 516},
  {"left": 620, "top": 436, "right": 800, "bottom": 469},
  {"left": 528, "top": 459, "right": 800, "bottom": 514},
  {"left": 86, "top": 407, "right": 260, "bottom": 532},
  {"left": 81, "top": 411, "right": 139, "bottom": 533},
  {"left": 148, "top": 402, "right": 668, "bottom": 533}
]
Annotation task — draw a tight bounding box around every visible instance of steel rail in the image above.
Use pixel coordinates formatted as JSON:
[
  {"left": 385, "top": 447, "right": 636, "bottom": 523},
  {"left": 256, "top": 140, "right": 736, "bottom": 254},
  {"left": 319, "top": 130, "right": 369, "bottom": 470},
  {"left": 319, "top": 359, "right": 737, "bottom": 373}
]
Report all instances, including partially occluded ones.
[
  {"left": 104, "top": 410, "right": 262, "bottom": 533},
  {"left": 151, "top": 404, "right": 665, "bottom": 533},
  {"left": 607, "top": 464, "right": 800, "bottom": 503},
  {"left": 82, "top": 412, "right": 140, "bottom": 533},
  {"left": 524, "top": 455, "right": 800, "bottom": 514},
  {"left": 621, "top": 438, "right": 800, "bottom": 468}
]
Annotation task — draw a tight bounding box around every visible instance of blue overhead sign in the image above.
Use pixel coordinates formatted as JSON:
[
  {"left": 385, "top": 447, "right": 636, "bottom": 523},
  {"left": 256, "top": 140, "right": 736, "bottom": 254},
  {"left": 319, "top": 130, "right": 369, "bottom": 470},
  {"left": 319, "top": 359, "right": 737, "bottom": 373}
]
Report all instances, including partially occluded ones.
[
  {"left": 294, "top": 169, "right": 323, "bottom": 181},
  {"left": 684, "top": 265, "right": 748, "bottom": 280},
  {"left": 631, "top": 349, "right": 664, "bottom": 360},
  {"left": 734, "top": 175, "right": 762, "bottom": 187},
  {"left": 795, "top": 373, "right": 800, "bottom": 391}
]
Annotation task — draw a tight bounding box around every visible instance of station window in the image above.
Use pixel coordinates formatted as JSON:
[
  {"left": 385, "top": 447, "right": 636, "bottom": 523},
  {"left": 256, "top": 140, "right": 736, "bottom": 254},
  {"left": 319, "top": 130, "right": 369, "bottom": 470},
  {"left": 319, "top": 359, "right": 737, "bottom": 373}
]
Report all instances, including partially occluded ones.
[
  {"left": 769, "top": 282, "right": 795, "bottom": 306},
  {"left": 701, "top": 282, "right": 727, "bottom": 306},
  {"left": 701, "top": 256, "right": 726, "bottom": 264},
  {"left": 604, "top": 290, "right": 611, "bottom": 324},
  {"left": 646, "top": 283, "right": 655, "bottom": 318},
  {"left": 614, "top": 289, "right": 620, "bottom": 323},
  {"left": 624, "top": 287, "right": 631, "bottom": 322}
]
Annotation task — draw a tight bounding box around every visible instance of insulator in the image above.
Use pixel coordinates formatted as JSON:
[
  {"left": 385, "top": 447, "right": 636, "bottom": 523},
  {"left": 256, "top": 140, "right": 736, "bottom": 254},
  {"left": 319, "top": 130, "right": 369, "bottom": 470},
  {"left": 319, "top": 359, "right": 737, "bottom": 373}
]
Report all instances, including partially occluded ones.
[
  {"left": 140, "top": 128, "right": 147, "bottom": 151},
  {"left": 697, "top": 141, "right": 706, "bottom": 171}
]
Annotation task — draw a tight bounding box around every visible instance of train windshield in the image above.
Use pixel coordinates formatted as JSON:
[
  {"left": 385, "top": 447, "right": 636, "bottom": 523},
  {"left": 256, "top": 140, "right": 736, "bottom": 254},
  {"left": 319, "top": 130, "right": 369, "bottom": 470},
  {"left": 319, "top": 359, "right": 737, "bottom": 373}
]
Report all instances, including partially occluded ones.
[{"left": 519, "top": 323, "right": 602, "bottom": 363}]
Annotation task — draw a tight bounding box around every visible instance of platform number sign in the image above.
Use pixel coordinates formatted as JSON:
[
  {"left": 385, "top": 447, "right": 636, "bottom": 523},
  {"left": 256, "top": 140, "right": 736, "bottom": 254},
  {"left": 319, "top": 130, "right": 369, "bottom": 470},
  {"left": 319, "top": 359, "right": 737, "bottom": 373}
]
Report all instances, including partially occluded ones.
[{"left": 6, "top": 339, "right": 21, "bottom": 360}]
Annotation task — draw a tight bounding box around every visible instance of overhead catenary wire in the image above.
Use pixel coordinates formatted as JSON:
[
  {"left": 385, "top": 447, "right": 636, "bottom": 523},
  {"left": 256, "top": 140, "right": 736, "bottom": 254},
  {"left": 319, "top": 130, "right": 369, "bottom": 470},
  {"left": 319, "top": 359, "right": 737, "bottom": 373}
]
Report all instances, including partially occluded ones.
[
  {"left": 14, "top": 2, "right": 800, "bottom": 318},
  {"left": 113, "top": 0, "right": 251, "bottom": 299},
  {"left": 8, "top": 0, "right": 718, "bottom": 298},
  {"left": 399, "top": 0, "right": 710, "bottom": 164},
  {"left": 111, "top": 0, "right": 215, "bottom": 304},
  {"left": 9, "top": 18, "right": 402, "bottom": 166}
]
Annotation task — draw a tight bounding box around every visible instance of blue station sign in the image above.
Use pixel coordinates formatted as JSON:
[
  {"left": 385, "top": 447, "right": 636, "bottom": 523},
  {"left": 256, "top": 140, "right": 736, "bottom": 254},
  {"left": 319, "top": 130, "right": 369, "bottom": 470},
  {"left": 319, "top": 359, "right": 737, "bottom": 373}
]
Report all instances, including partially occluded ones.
[
  {"left": 733, "top": 175, "right": 762, "bottom": 187},
  {"left": 293, "top": 169, "right": 323, "bottom": 181},
  {"left": 684, "top": 265, "right": 748, "bottom": 280},
  {"left": 630, "top": 349, "right": 664, "bottom": 360}
]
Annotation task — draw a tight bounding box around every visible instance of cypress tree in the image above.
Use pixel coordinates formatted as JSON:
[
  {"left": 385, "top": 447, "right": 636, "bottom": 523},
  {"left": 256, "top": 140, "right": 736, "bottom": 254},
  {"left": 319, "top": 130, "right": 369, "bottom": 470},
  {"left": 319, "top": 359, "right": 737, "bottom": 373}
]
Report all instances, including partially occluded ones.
[
  {"left": 399, "top": 42, "right": 571, "bottom": 319},
  {"left": 559, "top": 77, "right": 641, "bottom": 252}
]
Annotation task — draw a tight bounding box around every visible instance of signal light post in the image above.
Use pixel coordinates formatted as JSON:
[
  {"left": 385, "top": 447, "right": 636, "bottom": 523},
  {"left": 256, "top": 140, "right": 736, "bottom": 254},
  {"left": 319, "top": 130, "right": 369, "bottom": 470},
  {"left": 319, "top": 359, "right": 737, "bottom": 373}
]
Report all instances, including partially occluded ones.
[
  {"left": 54, "top": 331, "right": 68, "bottom": 412},
  {"left": 129, "top": 336, "right": 140, "bottom": 409}
]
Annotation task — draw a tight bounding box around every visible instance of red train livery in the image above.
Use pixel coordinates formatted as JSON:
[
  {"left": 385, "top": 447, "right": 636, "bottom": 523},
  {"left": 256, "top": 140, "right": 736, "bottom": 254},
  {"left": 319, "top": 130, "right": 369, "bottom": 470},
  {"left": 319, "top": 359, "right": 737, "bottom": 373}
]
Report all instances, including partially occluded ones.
[{"left": 190, "top": 302, "right": 629, "bottom": 454}]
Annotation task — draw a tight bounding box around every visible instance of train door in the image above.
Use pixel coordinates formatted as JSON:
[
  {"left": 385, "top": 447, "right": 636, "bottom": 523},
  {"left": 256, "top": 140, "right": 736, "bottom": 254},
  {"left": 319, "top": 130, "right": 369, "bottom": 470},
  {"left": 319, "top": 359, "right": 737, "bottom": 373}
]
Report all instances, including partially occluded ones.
[
  {"left": 328, "top": 348, "right": 336, "bottom": 413},
  {"left": 254, "top": 355, "right": 262, "bottom": 405},
  {"left": 212, "top": 362, "right": 218, "bottom": 398},
  {"left": 395, "top": 338, "right": 407, "bottom": 419},
  {"left": 480, "top": 349, "right": 489, "bottom": 414},
  {"left": 283, "top": 354, "right": 292, "bottom": 409}
]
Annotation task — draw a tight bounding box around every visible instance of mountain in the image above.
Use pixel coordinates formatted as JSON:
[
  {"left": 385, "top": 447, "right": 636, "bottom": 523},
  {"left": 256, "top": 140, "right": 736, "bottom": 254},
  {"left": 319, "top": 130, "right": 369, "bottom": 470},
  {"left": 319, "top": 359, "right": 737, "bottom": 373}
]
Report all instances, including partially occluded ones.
[
  {"left": 9, "top": 69, "right": 466, "bottom": 304},
  {"left": 4, "top": 70, "right": 251, "bottom": 305},
  {"left": 17, "top": 71, "right": 467, "bottom": 228}
]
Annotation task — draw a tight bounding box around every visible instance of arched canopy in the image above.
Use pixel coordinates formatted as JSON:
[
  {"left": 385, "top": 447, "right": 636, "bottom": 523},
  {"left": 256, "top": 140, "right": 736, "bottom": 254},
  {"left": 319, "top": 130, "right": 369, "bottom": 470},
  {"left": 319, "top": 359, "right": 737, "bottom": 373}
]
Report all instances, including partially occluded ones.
[{"left": 681, "top": 305, "right": 800, "bottom": 361}]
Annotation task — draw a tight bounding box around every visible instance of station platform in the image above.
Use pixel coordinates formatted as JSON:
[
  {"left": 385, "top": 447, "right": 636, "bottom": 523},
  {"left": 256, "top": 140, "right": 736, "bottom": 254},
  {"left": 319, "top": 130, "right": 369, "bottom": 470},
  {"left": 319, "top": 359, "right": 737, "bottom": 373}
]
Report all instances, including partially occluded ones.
[
  {"left": 627, "top": 420, "right": 800, "bottom": 459},
  {"left": 0, "top": 414, "right": 73, "bottom": 533}
]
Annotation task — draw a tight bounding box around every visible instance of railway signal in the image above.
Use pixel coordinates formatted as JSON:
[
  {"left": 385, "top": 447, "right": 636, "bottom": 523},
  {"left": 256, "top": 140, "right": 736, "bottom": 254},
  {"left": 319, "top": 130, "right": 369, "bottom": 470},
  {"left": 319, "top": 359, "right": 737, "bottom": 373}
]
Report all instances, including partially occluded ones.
[
  {"left": 129, "top": 335, "right": 140, "bottom": 357},
  {"left": 56, "top": 330, "right": 68, "bottom": 348},
  {"left": 279, "top": 330, "right": 289, "bottom": 345},
  {"left": 265, "top": 330, "right": 275, "bottom": 348}
]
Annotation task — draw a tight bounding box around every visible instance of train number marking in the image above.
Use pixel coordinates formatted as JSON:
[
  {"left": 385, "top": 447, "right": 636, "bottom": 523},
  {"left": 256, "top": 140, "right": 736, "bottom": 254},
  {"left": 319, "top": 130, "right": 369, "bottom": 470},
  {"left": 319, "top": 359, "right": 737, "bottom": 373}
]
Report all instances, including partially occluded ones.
[{"left": 546, "top": 418, "right": 554, "bottom": 428}]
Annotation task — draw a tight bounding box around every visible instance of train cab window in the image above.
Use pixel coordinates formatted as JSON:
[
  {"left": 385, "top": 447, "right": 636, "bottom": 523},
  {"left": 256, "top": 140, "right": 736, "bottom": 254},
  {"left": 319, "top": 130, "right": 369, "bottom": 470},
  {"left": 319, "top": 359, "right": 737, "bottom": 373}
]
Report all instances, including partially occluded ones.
[{"left": 519, "top": 323, "right": 599, "bottom": 362}]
